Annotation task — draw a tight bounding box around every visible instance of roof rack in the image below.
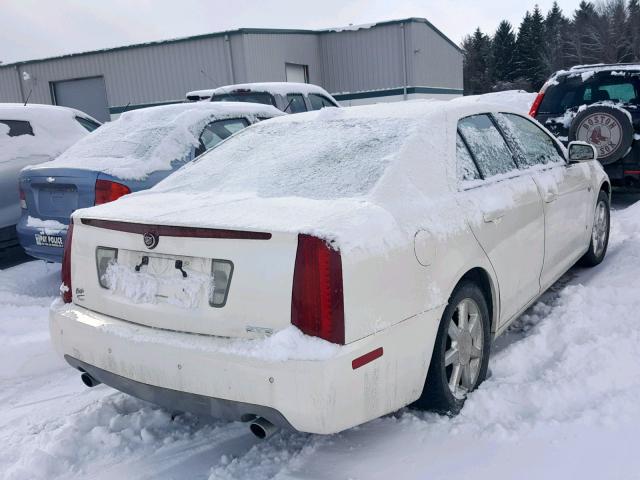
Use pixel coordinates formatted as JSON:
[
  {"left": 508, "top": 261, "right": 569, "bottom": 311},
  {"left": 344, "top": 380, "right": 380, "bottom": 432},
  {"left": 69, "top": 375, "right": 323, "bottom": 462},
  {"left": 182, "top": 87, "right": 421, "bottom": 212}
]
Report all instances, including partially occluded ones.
[{"left": 569, "top": 63, "right": 640, "bottom": 71}]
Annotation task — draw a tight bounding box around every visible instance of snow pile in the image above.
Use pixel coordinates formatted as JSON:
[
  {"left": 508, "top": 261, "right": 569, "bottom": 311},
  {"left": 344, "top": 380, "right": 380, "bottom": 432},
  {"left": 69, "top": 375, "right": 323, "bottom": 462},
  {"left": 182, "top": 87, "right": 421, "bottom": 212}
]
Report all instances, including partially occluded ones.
[
  {"left": 0, "top": 104, "right": 90, "bottom": 164},
  {"left": 102, "top": 262, "right": 213, "bottom": 309},
  {"left": 42, "top": 102, "right": 282, "bottom": 181},
  {"left": 453, "top": 90, "right": 537, "bottom": 113},
  {"left": 218, "top": 326, "right": 340, "bottom": 361},
  {"left": 26, "top": 216, "right": 67, "bottom": 234}
]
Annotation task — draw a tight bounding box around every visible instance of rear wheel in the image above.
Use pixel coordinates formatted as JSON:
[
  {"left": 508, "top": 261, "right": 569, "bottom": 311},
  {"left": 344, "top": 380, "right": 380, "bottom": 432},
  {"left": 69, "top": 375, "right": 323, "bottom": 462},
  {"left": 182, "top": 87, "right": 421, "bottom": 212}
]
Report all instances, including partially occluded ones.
[
  {"left": 579, "top": 190, "right": 610, "bottom": 267},
  {"left": 414, "top": 281, "right": 491, "bottom": 414}
]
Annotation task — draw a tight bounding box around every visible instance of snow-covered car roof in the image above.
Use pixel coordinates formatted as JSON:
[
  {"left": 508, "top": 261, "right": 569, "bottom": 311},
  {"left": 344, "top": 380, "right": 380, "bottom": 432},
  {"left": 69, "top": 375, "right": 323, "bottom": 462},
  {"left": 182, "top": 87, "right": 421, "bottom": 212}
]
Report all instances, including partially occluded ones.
[
  {"left": 0, "top": 103, "right": 97, "bottom": 161},
  {"left": 210, "top": 82, "right": 334, "bottom": 97},
  {"left": 568, "top": 63, "right": 640, "bottom": 72},
  {"left": 35, "top": 101, "right": 283, "bottom": 180},
  {"left": 0, "top": 103, "right": 99, "bottom": 122},
  {"left": 451, "top": 90, "right": 537, "bottom": 115},
  {"left": 547, "top": 63, "right": 640, "bottom": 85},
  {"left": 76, "top": 100, "right": 530, "bottom": 254}
]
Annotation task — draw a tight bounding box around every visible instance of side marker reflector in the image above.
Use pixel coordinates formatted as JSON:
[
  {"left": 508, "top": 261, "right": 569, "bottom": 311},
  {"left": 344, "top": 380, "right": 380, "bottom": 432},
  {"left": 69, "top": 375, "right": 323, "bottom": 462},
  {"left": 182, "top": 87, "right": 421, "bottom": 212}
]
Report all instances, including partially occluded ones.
[{"left": 352, "top": 347, "right": 383, "bottom": 370}]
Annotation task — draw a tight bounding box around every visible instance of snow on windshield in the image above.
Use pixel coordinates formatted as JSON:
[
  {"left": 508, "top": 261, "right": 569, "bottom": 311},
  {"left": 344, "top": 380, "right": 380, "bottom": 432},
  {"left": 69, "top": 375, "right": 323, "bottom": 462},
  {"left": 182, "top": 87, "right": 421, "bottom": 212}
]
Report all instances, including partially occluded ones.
[{"left": 156, "top": 117, "right": 412, "bottom": 200}]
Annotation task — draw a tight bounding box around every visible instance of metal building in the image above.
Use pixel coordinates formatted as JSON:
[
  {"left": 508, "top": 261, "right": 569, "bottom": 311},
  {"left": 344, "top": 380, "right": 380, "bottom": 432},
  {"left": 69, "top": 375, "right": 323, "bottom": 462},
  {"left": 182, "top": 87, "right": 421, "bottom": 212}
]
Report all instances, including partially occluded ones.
[{"left": 0, "top": 18, "right": 463, "bottom": 121}]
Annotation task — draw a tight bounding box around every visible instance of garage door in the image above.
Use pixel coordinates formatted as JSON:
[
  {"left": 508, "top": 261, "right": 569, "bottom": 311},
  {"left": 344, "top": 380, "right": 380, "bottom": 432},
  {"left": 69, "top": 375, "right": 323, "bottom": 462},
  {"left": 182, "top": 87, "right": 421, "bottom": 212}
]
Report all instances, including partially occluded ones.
[{"left": 52, "top": 76, "right": 110, "bottom": 122}]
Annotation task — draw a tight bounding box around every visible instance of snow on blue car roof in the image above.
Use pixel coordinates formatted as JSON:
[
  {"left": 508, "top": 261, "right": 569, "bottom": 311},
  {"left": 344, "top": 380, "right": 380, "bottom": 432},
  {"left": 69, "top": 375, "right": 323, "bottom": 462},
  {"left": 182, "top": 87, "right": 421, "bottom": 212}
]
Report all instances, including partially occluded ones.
[{"left": 37, "top": 102, "right": 282, "bottom": 181}]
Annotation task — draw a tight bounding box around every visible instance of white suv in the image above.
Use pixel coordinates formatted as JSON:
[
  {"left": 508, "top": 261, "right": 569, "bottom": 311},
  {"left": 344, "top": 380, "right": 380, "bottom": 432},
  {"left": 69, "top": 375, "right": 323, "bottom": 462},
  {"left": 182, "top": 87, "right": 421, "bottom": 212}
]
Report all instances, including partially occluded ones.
[{"left": 187, "top": 82, "right": 340, "bottom": 113}]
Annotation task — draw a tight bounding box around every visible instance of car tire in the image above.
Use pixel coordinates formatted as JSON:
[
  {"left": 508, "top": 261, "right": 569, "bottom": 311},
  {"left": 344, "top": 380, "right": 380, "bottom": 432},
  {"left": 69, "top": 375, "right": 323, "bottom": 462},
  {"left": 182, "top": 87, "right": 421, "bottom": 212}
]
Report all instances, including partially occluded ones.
[
  {"left": 579, "top": 190, "right": 610, "bottom": 267},
  {"left": 569, "top": 105, "right": 634, "bottom": 165},
  {"left": 413, "top": 281, "right": 491, "bottom": 414}
]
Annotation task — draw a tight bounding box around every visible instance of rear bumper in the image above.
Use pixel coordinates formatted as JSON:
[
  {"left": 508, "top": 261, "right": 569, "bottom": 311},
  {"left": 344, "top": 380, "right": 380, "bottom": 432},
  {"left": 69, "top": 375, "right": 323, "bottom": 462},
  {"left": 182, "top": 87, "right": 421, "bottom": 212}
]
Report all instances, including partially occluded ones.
[
  {"left": 64, "top": 355, "right": 295, "bottom": 429},
  {"left": 16, "top": 217, "right": 67, "bottom": 262},
  {"left": 50, "top": 300, "right": 440, "bottom": 434},
  {"left": 0, "top": 225, "right": 19, "bottom": 251}
]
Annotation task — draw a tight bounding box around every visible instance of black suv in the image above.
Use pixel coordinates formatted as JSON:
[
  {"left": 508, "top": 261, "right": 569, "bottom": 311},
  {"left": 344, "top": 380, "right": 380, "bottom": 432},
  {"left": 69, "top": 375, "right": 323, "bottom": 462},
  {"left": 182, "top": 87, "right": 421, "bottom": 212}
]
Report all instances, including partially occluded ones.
[{"left": 531, "top": 64, "right": 640, "bottom": 187}]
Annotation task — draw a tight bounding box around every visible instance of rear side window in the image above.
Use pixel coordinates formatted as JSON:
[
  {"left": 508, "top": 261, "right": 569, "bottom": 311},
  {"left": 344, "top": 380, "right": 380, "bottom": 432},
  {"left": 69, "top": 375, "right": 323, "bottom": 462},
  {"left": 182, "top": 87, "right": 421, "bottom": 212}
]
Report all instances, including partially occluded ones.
[
  {"left": 458, "top": 114, "right": 516, "bottom": 178},
  {"left": 286, "top": 94, "right": 307, "bottom": 113},
  {"left": 210, "top": 92, "right": 277, "bottom": 107},
  {"left": 495, "top": 113, "right": 565, "bottom": 167},
  {"left": 197, "top": 118, "right": 249, "bottom": 155},
  {"left": 308, "top": 94, "right": 337, "bottom": 110},
  {"left": 75, "top": 116, "right": 101, "bottom": 132},
  {"left": 456, "top": 133, "right": 481, "bottom": 182},
  {"left": 0, "top": 119, "right": 34, "bottom": 137}
]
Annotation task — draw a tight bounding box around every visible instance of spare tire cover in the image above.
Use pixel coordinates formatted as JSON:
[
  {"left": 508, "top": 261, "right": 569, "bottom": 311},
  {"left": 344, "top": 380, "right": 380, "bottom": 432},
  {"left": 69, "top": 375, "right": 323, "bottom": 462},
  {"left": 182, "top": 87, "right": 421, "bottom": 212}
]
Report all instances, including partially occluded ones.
[{"left": 568, "top": 105, "right": 634, "bottom": 165}]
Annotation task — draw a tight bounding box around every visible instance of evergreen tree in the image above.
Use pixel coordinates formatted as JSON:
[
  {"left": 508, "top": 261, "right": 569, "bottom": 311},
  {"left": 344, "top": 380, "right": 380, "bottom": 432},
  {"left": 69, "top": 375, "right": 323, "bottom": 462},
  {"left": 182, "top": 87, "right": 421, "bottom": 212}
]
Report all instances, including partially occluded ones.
[
  {"left": 595, "top": 0, "right": 632, "bottom": 62},
  {"left": 462, "top": 28, "right": 493, "bottom": 94},
  {"left": 491, "top": 20, "right": 517, "bottom": 83},
  {"left": 514, "top": 7, "right": 547, "bottom": 90},
  {"left": 461, "top": 0, "right": 640, "bottom": 94},
  {"left": 544, "top": 2, "right": 571, "bottom": 72},
  {"left": 628, "top": 0, "right": 640, "bottom": 60},
  {"left": 566, "top": 1, "right": 602, "bottom": 64}
]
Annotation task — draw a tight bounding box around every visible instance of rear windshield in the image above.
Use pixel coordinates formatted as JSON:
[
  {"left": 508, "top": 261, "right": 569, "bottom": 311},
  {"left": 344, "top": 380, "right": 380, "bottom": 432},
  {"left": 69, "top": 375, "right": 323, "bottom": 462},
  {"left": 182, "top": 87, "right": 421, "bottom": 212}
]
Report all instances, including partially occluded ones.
[
  {"left": 0, "top": 119, "right": 34, "bottom": 137},
  {"left": 210, "top": 92, "right": 277, "bottom": 107},
  {"left": 539, "top": 71, "right": 640, "bottom": 114},
  {"left": 156, "top": 118, "right": 410, "bottom": 199}
]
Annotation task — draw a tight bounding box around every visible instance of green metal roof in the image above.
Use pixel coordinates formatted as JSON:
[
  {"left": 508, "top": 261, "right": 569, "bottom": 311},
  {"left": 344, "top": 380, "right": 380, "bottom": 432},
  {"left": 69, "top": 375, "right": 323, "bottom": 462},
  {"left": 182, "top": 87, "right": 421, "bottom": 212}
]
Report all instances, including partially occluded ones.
[{"left": 0, "top": 17, "right": 461, "bottom": 69}]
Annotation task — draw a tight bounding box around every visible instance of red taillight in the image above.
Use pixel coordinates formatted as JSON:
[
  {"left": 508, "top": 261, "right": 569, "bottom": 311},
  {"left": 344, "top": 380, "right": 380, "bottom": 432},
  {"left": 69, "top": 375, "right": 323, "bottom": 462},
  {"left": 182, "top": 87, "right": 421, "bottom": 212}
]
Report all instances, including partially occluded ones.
[
  {"left": 19, "top": 186, "right": 26, "bottom": 209},
  {"left": 291, "top": 234, "right": 345, "bottom": 344},
  {"left": 61, "top": 220, "right": 74, "bottom": 303},
  {"left": 94, "top": 180, "right": 131, "bottom": 205},
  {"left": 529, "top": 91, "right": 545, "bottom": 117}
]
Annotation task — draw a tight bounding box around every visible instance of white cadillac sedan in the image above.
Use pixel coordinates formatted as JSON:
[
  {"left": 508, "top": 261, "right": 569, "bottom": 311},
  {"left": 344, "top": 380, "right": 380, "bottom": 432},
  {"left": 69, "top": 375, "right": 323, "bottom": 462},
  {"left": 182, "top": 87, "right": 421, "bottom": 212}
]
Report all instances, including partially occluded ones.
[{"left": 50, "top": 101, "right": 610, "bottom": 437}]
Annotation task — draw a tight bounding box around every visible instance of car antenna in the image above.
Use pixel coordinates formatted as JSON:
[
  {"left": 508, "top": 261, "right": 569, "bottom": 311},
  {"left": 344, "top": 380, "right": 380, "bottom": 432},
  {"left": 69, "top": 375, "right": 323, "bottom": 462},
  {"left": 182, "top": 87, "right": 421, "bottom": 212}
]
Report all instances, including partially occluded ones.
[
  {"left": 200, "top": 69, "right": 219, "bottom": 85},
  {"left": 23, "top": 88, "right": 32, "bottom": 106},
  {"left": 283, "top": 98, "right": 294, "bottom": 113}
]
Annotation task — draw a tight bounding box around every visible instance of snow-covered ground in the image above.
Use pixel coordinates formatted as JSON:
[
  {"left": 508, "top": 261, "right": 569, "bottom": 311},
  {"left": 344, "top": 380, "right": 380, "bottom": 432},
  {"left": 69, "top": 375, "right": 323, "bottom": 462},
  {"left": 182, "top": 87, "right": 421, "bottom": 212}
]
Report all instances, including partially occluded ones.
[{"left": 1, "top": 198, "right": 640, "bottom": 480}]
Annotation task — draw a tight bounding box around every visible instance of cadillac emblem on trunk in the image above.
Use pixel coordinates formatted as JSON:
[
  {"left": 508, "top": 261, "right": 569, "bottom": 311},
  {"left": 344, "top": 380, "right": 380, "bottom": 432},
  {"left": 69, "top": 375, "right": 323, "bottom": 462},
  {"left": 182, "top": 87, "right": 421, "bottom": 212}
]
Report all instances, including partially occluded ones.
[{"left": 143, "top": 232, "right": 159, "bottom": 249}]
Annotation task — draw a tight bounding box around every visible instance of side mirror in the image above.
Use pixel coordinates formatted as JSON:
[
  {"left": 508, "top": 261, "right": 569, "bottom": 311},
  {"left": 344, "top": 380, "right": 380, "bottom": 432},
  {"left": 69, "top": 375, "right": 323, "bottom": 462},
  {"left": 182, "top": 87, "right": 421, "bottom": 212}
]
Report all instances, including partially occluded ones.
[{"left": 568, "top": 141, "right": 597, "bottom": 163}]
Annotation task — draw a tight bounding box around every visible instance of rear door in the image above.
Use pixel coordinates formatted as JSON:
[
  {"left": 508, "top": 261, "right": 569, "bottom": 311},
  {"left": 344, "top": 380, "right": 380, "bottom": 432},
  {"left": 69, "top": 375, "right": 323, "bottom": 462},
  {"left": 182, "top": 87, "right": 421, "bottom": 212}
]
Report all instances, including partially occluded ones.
[
  {"left": 496, "top": 112, "right": 591, "bottom": 288},
  {"left": 457, "top": 114, "right": 545, "bottom": 326}
]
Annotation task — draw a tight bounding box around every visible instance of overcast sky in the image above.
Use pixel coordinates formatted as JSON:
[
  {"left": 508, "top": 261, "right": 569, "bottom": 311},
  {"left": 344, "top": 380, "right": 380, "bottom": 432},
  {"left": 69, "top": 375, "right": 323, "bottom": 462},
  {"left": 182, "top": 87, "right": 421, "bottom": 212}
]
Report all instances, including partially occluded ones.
[{"left": 0, "top": 0, "right": 585, "bottom": 64}]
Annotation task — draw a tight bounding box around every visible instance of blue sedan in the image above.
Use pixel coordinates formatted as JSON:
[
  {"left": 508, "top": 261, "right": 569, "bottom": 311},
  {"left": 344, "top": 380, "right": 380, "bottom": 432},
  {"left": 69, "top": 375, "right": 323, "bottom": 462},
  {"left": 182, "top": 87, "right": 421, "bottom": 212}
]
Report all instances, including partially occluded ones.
[{"left": 17, "top": 102, "right": 282, "bottom": 262}]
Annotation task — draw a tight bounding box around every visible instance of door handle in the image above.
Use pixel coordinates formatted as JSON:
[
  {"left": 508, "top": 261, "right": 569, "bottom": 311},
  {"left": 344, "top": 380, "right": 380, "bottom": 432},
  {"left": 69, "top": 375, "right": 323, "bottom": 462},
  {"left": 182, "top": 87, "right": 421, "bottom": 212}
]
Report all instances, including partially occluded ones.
[
  {"left": 483, "top": 210, "right": 505, "bottom": 223},
  {"left": 543, "top": 191, "right": 558, "bottom": 203}
]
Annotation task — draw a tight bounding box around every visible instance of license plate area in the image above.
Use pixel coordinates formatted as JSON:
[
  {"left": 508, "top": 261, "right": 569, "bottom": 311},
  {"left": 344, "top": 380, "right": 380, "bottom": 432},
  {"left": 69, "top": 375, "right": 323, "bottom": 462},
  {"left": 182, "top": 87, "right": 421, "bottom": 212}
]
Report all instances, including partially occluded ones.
[{"left": 101, "top": 249, "right": 213, "bottom": 309}]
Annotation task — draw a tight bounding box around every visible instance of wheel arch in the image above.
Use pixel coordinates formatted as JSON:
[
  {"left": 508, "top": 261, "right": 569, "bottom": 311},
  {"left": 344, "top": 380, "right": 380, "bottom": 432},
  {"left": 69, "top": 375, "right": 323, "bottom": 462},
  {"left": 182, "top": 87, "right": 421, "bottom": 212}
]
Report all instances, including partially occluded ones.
[
  {"left": 599, "top": 180, "right": 611, "bottom": 200},
  {"left": 454, "top": 267, "right": 498, "bottom": 334}
]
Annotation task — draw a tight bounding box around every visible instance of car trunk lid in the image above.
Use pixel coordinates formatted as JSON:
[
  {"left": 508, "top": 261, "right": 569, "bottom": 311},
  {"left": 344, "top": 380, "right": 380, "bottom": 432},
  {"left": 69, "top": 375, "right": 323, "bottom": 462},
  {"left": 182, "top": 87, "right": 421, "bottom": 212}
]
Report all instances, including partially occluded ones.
[
  {"left": 23, "top": 168, "right": 98, "bottom": 222},
  {"left": 71, "top": 217, "right": 299, "bottom": 339}
]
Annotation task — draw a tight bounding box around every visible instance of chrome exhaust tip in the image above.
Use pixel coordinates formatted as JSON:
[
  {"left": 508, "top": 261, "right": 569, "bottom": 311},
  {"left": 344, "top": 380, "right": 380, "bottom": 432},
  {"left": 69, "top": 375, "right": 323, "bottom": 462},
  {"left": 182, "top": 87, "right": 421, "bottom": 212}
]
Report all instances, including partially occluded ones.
[
  {"left": 80, "top": 372, "right": 101, "bottom": 388},
  {"left": 249, "top": 417, "right": 278, "bottom": 439}
]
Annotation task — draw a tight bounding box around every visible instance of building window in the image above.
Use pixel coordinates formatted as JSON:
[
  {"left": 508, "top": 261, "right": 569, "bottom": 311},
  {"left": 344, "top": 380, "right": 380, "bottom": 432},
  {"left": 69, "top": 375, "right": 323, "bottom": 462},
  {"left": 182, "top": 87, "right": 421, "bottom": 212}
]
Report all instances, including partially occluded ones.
[{"left": 285, "top": 63, "right": 309, "bottom": 83}]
